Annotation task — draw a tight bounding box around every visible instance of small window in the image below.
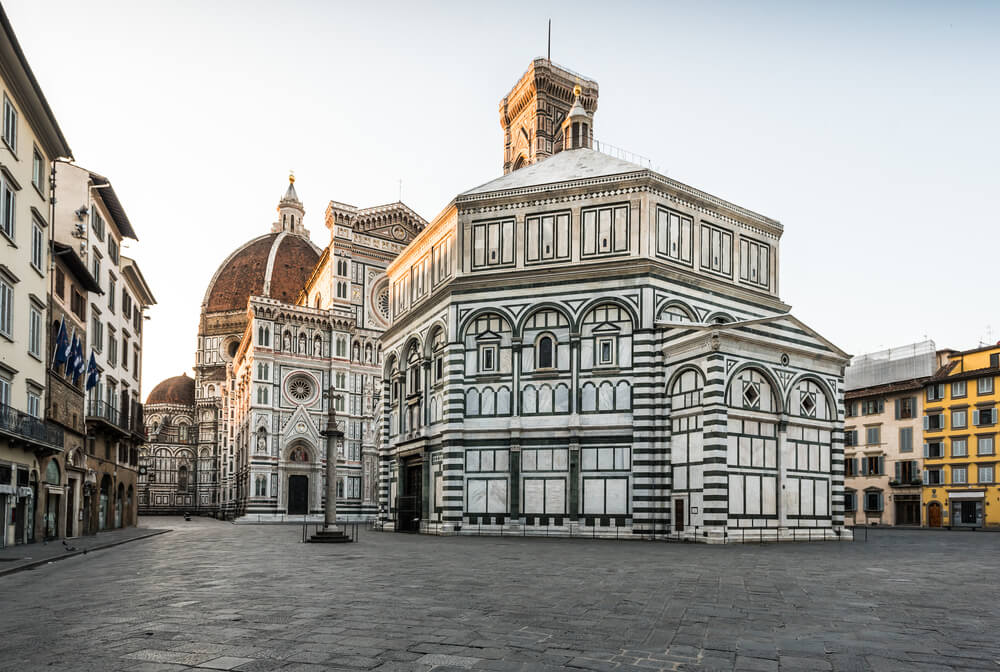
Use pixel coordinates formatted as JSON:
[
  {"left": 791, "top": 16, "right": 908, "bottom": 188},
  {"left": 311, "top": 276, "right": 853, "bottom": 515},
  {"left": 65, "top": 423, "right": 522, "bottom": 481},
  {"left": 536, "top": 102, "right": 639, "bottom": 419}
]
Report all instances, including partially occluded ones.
[
  {"left": 952, "top": 409, "right": 967, "bottom": 429},
  {"left": 844, "top": 491, "right": 857, "bottom": 512},
  {"left": 865, "top": 426, "right": 880, "bottom": 446},
  {"left": 27, "top": 390, "right": 40, "bottom": 418},
  {"left": 952, "top": 380, "right": 967, "bottom": 398},
  {"left": 54, "top": 267, "right": 65, "bottom": 299},
  {"left": 2, "top": 94, "right": 17, "bottom": 152},
  {"left": 0, "top": 278, "right": 13, "bottom": 337},
  {"left": 979, "top": 465, "right": 994, "bottom": 484},
  {"left": 480, "top": 345, "right": 497, "bottom": 373},
  {"left": 1, "top": 178, "right": 15, "bottom": 240},
  {"left": 977, "top": 435, "right": 995, "bottom": 456},
  {"left": 863, "top": 491, "right": 883, "bottom": 512},
  {"left": 952, "top": 438, "right": 967, "bottom": 457},
  {"left": 596, "top": 337, "right": 616, "bottom": 367},
  {"left": 537, "top": 336, "right": 554, "bottom": 369},
  {"left": 951, "top": 467, "right": 967, "bottom": 485},
  {"left": 926, "top": 384, "right": 945, "bottom": 402},
  {"left": 31, "top": 219, "right": 44, "bottom": 272},
  {"left": 32, "top": 147, "right": 44, "bottom": 192},
  {"left": 28, "top": 306, "right": 41, "bottom": 358},
  {"left": 978, "top": 377, "right": 995, "bottom": 396}
]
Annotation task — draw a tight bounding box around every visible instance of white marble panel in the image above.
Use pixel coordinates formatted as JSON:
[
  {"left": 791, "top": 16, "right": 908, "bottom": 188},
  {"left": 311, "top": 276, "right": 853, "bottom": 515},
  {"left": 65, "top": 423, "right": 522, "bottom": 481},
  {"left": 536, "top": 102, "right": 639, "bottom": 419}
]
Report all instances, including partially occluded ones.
[
  {"left": 746, "top": 475, "right": 761, "bottom": 515},
  {"left": 762, "top": 476, "right": 777, "bottom": 515},
  {"left": 729, "top": 475, "right": 744, "bottom": 514},
  {"left": 553, "top": 449, "right": 568, "bottom": 470},
  {"left": 583, "top": 479, "right": 604, "bottom": 514},
  {"left": 606, "top": 478, "right": 627, "bottom": 514},
  {"left": 524, "top": 479, "right": 544, "bottom": 513},
  {"left": 538, "top": 450, "right": 552, "bottom": 471},
  {"left": 488, "top": 480, "right": 507, "bottom": 513},
  {"left": 545, "top": 479, "right": 565, "bottom": 514},
  {"left": 468, "top": 479, "right": 487, "bottom": 513}
]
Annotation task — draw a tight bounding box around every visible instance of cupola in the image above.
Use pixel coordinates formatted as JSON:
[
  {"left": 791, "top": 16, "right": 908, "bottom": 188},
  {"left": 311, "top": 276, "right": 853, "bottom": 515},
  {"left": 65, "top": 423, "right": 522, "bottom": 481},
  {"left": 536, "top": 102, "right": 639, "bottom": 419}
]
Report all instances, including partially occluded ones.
[
  {"left": 560, "top": 85, "right": 593, "bottom": 150},
  {"left": 274, "top": 173, "right": 308, "bottom": 236}
]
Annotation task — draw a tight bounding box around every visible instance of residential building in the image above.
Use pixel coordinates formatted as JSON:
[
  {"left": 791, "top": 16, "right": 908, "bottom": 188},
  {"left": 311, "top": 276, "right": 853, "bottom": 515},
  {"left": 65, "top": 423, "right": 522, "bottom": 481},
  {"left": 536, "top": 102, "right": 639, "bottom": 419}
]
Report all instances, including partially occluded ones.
[
  {"left": 0, "top": 3, "right": 72, "bottom": 548},
  {"left": 922, "top": 344, "right": 1000, "bottom": 528},
  {"left": 53, "top": 161, "right": 155, "bottom": 531},
  {"left": 380, "top": 60, "right": 850, "bottom": 542},
  {"left": 46, "top": 240, "right": 100, "bottom": 538},
  {"left": 843, "top": 342, "right": 936, "bottom": 526}
]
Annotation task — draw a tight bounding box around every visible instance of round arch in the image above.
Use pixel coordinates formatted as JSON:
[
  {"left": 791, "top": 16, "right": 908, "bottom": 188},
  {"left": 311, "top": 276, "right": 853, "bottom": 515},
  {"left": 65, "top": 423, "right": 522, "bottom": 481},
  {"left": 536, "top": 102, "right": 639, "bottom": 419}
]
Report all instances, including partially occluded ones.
[
  {"left": 514, "top": 302, "right": 574, "bottom": 336},
  {"left": 572, "top": 296, "right": 640, "bottom": 332},
  {"left": 457, "top": 306, "right": 516, "bottom": 339},
  {"left": 284, "top": 440, "right": 315, "bottom": 463},
  {"left": 725, "top": 362, "right": 785, "bottom": 414},
  {"left": 783, "top": 373, "right": 837, "bottom": 420},
  {"left": 422, "top": 320, "right": 450, "bottom": 358},
  {"left": 706, "top": 311, "right": 737, "bottom": 324},
  {"left": 656, "top": 299, "right": 698, "bottom": 323},
  {"left": 666, "top": 363, "right": 706, "bottom": 394},
  {"left": 383, "top": 352, "right": 399, "bottom": 378}
]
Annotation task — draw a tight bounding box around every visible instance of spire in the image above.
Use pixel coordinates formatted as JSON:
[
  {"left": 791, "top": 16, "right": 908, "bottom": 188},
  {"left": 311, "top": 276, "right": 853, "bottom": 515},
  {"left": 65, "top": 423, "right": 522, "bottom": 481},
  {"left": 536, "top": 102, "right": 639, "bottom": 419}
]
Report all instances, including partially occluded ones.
[
  {"left": 272, "top": 172, "right": 308, "bottom": 236},
  {"left": 282, "top": 172, "right": 300, "bottom": 204}
]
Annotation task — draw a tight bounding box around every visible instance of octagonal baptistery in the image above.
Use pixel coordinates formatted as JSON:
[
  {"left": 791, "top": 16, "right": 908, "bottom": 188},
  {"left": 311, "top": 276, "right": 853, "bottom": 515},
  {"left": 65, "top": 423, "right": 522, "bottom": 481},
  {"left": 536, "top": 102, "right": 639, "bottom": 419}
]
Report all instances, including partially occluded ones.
[
  {"left": 139, "top": 373, "right": 205, "bottom": 515},
  {"left": 379, "top": 60, "right": 850, "bottom": 543}
]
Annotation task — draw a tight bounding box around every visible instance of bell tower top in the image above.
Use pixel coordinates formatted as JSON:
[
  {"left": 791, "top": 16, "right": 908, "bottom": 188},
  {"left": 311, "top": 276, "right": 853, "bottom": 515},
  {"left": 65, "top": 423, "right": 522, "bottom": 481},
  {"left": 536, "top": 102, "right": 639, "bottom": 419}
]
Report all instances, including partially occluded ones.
[
  {"left": 498, "top": 58, "right": 598, "bottom": 174},
  {"left": 273, "top": 172, "right": 309, "bottom": 237}
]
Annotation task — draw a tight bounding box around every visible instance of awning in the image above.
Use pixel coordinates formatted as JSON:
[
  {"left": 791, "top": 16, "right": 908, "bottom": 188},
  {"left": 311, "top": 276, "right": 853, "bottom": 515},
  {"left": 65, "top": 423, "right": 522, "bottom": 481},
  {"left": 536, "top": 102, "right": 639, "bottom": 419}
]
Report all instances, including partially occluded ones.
[
  {"left": 0, "top": 484, "right": 15, "bottom": 495},
  {"left": 949, "top": 491, "right": 985, "bottom": 500},
  {"left": 17, "top": 486, "right": 33, "bottom": 498}
]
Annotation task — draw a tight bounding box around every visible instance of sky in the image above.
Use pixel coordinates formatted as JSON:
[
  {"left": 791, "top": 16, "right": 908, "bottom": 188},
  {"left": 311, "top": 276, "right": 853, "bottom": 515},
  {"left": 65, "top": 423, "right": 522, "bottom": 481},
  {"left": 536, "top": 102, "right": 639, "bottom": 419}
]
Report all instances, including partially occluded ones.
[{"left": 4, "top": 0, "right": 999, "bottom": 396}]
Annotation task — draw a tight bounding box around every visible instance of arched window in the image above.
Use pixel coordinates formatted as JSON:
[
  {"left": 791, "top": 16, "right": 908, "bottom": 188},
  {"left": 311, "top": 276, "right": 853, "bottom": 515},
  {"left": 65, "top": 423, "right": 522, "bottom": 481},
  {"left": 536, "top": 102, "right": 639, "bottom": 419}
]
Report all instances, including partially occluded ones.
[
  {"left": 314, "top": 293, "right": 322, "bottom": 308},
  {"left": 178, "top": 465, "right": 188, "bottom": 491},
  {"left": 178, "top": 423, "right": 189, "bottom": 441},
  {"left": 537, "top": 336, "right": 554, "bottom": 369}
]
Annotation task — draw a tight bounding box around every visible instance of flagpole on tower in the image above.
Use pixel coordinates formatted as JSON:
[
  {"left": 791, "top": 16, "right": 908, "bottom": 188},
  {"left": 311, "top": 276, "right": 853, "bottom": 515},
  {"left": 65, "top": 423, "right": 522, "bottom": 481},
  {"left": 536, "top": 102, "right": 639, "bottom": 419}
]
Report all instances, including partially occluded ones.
[{"left": 547, "top": 19, "right": 551, "bottom": 62}]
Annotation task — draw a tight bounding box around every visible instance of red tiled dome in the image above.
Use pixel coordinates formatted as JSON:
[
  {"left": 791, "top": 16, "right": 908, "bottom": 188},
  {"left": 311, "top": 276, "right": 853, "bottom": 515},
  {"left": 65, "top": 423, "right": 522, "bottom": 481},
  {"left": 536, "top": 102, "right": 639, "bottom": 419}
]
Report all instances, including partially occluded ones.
[
  {"left": 203, "top": 233, "right": 320, "bottom": 314},
  {"left": 146, "top": 373, "right": 195, "bottom": 406}
]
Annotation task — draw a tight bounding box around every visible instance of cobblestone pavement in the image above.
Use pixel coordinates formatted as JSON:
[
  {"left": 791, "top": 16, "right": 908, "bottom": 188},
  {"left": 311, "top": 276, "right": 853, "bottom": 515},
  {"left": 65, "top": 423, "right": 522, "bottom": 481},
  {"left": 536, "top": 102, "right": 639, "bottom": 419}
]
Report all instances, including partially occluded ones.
[
  {"left": 0, "top": 525, "right": 170, "bottom": 576},
  {"left": 1, "top": 518, "right": 998, "bottom": 672}
]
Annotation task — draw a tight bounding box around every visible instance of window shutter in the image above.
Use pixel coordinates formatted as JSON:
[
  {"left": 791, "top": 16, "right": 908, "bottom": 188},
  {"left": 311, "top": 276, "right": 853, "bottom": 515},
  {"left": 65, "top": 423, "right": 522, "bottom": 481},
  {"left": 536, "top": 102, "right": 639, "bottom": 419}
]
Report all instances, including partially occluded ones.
[
  {"left": 923, "top": 416, "right": 929, "bottom": 430},
  {"left": 854, "top": 457, "right": 859, "bottom": 476},
  {"left": 878, "top": 456, "right": 885, "bottom": 475},
  {"left": 911, "top": 397, "right": 918, "bottom": 416},
  {"left": 973, "top": 410, "right": 980, "bottom": 425},
  {"left": 895, "top": 461, "right": 901, "bottom": 481},
  {"left": 878, "top": 492, "right": 884, "bottom": 511},
  {"left": 894, "top": 399, "right": 900, "bottom": 420},
  {"left": 878, "top": 399, "right": 884, "bottom": 414},
  {"left": 923, "top": 443, "right": 929, "bottom": 458}
]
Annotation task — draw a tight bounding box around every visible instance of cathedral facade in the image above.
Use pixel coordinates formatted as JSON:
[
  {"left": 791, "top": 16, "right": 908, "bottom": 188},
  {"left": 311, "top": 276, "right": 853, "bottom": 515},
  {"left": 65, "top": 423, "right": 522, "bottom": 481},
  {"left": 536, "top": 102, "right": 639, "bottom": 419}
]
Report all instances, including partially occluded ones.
[
  {"left": 141, "top": 180, "right": 422, "bottom": 519},
  {"left": 380, "top": 61, "right": 849, "bottom": 542}
]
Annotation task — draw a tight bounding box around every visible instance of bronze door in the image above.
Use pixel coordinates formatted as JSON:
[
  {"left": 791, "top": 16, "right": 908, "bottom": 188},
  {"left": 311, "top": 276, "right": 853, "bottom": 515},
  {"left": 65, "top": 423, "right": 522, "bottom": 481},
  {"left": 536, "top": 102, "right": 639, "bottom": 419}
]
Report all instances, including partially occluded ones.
[
  {"left": 674, "top": 499, "right": 684, "bottom": 532},
  {"left": 288, "top": 475, "right": 308, "bottom": 515}
]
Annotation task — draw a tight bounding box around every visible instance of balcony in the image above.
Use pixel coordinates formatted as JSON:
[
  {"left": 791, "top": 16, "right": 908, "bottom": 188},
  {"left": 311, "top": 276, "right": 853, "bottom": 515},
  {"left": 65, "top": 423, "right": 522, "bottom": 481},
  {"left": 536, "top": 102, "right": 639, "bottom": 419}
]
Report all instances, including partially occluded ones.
[
  {"left": 87, "top": 399, "right": 129, "bottom": 435},
  {"left": 0, "top": 403, "right": 64, "bottom": 451}
]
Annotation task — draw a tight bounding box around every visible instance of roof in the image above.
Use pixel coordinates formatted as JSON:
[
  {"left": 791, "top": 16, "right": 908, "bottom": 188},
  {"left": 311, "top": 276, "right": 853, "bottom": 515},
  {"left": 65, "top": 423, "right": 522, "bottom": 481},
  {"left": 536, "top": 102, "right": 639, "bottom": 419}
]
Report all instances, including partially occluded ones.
[
  {"left": 120, "top": 256, "right": 156, "bottom": 306},
  {"left": 89, "top": 172, "right": 137, "bottom": 240},
  {"left": 52, "top": 241, "right": 101, "bottom": 293},
  {"left": 146, "top": 373, "right": 195, "bottom": 406},
  {"left": 0, "top": 4, "right": 72, "bottom": 159},
  {"left": 844, "top": 378, "right": 929, "bottom": 400},
  {"left": 203, "top": 232, "right": 321, "bottom": 313},
  {"left": 461, "top": 148, "right": 644, "bottom": 196}
]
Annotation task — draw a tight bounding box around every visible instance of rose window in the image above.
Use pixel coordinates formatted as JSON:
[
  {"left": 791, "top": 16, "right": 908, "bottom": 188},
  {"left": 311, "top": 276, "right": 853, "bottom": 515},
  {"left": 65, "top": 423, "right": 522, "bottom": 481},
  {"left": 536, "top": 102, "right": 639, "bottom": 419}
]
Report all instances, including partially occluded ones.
[
  {"left": 377, "top": 287, "right": 390, "bottom": 321},
  {"left": 288, "top": 377, "right": 313, "bottom": 402}
]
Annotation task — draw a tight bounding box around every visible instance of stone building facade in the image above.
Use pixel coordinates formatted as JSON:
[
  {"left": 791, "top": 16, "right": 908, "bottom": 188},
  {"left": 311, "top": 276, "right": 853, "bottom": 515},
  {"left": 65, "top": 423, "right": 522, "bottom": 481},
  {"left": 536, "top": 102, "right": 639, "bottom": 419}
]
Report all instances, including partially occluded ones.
[
  {"left": 188, "top": 178, "right": 422, "bottom": 520},
  {"left": 843, "top": 342, "right": 938, "bottom": 526},
  {"left": 137, "top": 374, "right": 203, "bottom": 514},
  {"left": 380, "top": 61, "right": 850, "bottom": 542}
]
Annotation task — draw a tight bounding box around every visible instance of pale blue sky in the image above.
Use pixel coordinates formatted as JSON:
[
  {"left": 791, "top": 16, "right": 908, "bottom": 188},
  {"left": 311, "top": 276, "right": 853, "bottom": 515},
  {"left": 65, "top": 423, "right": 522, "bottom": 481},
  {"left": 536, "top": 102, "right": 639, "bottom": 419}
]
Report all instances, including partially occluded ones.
[{"left": 5, "top": 0, "right": 999, "bottom": 394}]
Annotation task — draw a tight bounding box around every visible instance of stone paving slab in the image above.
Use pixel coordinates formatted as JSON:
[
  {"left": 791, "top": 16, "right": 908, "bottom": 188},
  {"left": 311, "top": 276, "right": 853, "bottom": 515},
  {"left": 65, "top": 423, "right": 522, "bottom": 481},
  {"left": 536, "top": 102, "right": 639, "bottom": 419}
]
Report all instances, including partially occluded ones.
[
  {"left": 0, "top": 524, "right": 170, "bottom": 576},
  {"left": 1, "top": 516, "right": 999, "bottom": 671}
]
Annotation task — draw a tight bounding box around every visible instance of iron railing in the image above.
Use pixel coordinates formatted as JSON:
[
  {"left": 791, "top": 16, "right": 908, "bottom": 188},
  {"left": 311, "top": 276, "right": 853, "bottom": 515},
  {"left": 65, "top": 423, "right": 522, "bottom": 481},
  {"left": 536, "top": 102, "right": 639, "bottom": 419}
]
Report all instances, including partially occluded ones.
[{"left": 0, "top": 403, "right": 64, "bottom": 449}]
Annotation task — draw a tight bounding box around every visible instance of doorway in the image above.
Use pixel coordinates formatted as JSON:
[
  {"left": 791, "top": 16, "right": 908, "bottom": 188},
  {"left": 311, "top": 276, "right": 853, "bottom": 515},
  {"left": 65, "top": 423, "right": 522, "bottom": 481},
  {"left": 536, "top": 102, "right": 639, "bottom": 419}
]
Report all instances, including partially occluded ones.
[
  {"left": 288, "top": 475, "right": 308, "bottom": 515},
  {"left": 65, "top": 480, "right": 75, "bottom": 537},
  {"left": 894, "top": 496, "right": 920, "bottom": 526},
  {"left": 927, "top": 502, "right": 942, "bottom": 528},
  {"left": 45, "top": 491, "right": 60, "bottom": 538},
  {"left": 396, "top": 460, "right": 422, "bottom": 533},
  {"left": 674, "top": 499, "right": 685, "bottom": 533}
]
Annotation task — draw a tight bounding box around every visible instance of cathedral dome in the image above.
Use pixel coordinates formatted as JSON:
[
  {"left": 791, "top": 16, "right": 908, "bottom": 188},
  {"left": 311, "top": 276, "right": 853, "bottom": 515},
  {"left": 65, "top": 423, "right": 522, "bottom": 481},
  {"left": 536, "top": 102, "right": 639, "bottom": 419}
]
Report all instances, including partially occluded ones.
[
  {"left": 202, "top": 232, "right": 321, "bottom": 314},
  {"left": 146, "top": 373, "right": 195, "bottom": 406}
]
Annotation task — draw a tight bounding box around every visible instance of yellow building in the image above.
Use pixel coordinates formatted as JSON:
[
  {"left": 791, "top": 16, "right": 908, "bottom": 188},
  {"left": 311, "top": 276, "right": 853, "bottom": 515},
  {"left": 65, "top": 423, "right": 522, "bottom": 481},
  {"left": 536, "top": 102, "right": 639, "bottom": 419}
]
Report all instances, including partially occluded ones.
[{"left": 922, "top": 344, "right": 1000, "bottom": 528}]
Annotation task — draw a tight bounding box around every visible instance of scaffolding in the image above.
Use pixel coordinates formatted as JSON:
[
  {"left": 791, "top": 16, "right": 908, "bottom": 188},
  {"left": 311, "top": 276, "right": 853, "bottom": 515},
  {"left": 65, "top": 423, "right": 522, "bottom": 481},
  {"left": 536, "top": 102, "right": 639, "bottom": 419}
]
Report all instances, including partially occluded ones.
[{"left": 845, "top": 340, "right": 937, "bottom": 391}]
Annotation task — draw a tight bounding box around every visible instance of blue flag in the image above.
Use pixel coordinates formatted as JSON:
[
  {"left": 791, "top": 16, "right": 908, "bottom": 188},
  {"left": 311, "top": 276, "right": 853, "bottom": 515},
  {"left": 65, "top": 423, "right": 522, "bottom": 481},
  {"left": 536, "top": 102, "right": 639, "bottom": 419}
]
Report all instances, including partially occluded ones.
[
  {"left": 52, "top": 318, "right": 70, "bottom": 370},
  {"left": 85, "top": 350, "right": 99, "bottom": 391}
]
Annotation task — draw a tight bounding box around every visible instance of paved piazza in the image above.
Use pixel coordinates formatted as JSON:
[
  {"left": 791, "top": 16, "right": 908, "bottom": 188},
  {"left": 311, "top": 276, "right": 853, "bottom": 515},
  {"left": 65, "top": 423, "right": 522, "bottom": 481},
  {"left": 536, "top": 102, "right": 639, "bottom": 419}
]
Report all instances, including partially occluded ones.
[{"left": 1, "top": 519, "right": 998, "bottom": 672}]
